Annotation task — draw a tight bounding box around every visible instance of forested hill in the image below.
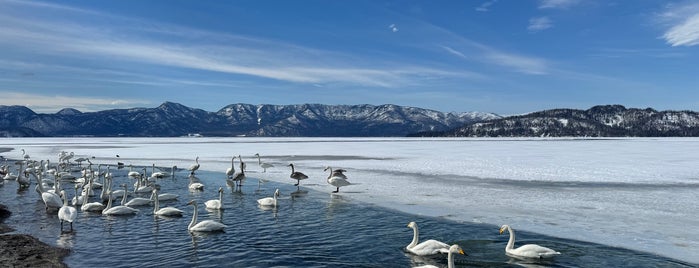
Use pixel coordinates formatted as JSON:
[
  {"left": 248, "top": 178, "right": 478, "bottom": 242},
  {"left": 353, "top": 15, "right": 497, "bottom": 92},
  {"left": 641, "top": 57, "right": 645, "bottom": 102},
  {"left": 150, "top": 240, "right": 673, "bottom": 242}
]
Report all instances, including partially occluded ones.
[
  {"left": 411, "top": 105, "right": 699, "bottom": 137},
  {"left": 0, "top": 102, "right": 499, "bottom": 137}
]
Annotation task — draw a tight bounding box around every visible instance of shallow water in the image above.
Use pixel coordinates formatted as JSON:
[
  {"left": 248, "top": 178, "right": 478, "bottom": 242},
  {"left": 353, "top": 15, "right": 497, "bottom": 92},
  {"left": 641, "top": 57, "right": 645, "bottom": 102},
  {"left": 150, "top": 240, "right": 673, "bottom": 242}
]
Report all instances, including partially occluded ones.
[{"left": 0, "top": 167, "right": 694, "bottom": 267}]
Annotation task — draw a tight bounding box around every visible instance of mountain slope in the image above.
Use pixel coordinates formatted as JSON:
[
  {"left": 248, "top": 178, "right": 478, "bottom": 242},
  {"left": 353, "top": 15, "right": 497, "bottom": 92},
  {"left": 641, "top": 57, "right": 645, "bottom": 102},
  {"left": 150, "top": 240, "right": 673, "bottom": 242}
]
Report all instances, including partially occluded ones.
[
  {"left": 0, "top": 102, "right": 497, "bottom": 137},
  {"left": 418, "top": 105, "right": 699, "bottom": 137}
]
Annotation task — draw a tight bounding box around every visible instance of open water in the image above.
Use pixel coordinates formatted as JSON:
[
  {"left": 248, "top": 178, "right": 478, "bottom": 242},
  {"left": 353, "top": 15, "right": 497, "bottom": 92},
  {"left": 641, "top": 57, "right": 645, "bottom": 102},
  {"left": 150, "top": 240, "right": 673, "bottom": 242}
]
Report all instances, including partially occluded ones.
[{"left": 0, "top": 167, "right": 694, "bottom": 267}]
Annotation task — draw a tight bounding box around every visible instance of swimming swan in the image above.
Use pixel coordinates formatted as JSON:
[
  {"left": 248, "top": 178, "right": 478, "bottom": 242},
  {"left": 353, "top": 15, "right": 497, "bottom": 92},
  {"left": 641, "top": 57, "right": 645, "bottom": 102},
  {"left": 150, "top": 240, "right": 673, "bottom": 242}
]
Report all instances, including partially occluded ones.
[
  {"left": 153, "top": 189, "right": 183, "bottom": 217},
  {"left": 257, "top": 189, "right": 280, "bottom": 207},
  {"left": 499, "top": 224, "right": 560, "bottom": 259},
  {"left": 414, "top": 244, "right": 466, "bottom": 268},
  {"left": 103, "top": 192, "right": 139, "bottom": 216},
  {"left": 205, "top": 187, "right": 224, "bottom": 210},
  {"left": 406, "top": 221, "right": 450, "bottom": 255},
  {"left": 187, "top": 200, "right": 226, "bottom": 232}
]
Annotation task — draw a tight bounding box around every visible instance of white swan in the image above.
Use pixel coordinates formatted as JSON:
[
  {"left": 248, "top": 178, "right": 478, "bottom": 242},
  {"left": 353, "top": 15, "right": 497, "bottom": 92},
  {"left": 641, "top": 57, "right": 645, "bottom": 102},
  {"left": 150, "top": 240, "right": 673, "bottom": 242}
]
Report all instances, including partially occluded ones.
[
  {"left": 225, "top": 156, "right": 235, "bottom": 178},
  {"left": 188, "top": 156, "right": 200, "bottom": 175},
  {"left": 406, "top": 221, "right": 450, "bottom": 255},
  {"left": 153, "top": 189, "right": 183, "bottom": 217},
  {"left": 499, "top": 225, "right": 560, "bottom": 259},
  {"left": 57, "top": 190, "right": 77, "bottom": 232},
  {"left": 324, "top": 167, "right": 351, "bottom": 193},
  {"left": 187, "top": 200, "right": 226, "bottom": 232},
  {"left": 414, "top": 244, "right": 466, "bottom": 268},
  {"left": 152, "top": 191, "right": 178, "bottom": 201},
  {"left": 287, "top": 163, "right": 308, "bottom": 186},
  {"left": 42, "top": 188, "right": 63, "bottom": 210},
  {"left": 254, "top": 153, "right": 273, "bottom": 172},
  {"left": 257, "top": 189, "right": 280, "bottom": 207},
  {"left": 188, "top": 174, "right": 204, "bottom": 191},
  {"left": 150, "top": 164, "right": 168, "bottom": 179},
  {"left": 127, "top": 164, "right": 140, "bottom": 178},
  {"left": 205, "top": 187, "right": 224, "bottom": 210},
  {"left": 103, "top": 192, "right": 139, "bottom": 216},
  {"left": 124, "top": 183, "right": 153, "bottom": 207}
]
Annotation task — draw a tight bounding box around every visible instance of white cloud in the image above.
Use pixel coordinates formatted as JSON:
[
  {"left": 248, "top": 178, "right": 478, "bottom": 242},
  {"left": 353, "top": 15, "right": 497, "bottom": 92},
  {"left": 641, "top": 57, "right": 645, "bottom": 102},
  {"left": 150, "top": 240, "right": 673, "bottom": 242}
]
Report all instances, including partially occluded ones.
[
  {"left": 0, "top": 91, "right": 150, "bottom": 113},
  {"left": 475, "top": 0, "right": 497, "bottom": 12},
  {"left": 528, "top": 17, "right": 553, "bottom": 32},
  {"left": 659, "top": 3, "right": 699, "bottom": 47},
  {"left": 389, "top": 24, "right": 399, "bottom": 32},
  {"left": 539, "top": 0, "right": 580, "bottom": 9},
  {"left": 0, "top": 3, "right": 484, "bottom": 90}
]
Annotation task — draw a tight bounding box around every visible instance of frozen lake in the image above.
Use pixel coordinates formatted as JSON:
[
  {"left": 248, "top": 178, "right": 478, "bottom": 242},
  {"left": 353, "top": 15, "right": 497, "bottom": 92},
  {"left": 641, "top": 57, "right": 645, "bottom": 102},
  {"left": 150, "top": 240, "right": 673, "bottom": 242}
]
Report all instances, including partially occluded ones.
[{"left": 1, "top": 137, "right": 698, "bottom": 265}]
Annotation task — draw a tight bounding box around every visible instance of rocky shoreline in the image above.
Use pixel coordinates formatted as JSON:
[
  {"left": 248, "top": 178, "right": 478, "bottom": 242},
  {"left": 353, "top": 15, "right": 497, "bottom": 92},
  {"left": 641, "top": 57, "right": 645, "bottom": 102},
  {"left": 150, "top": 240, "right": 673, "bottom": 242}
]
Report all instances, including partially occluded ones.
[{"left": 0, "top": 204, "right": 70, "bottom": 267}]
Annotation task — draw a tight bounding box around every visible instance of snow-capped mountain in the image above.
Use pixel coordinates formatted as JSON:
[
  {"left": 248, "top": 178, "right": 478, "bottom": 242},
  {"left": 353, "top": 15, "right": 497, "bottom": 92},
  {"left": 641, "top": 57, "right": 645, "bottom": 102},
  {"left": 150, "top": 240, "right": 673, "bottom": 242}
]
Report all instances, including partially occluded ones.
[
  {"left": 420, "top": 105, "right": 699, "bottom": 137},
  {"left": 0, "top": 102, "right": 498, "bottom": 137}
]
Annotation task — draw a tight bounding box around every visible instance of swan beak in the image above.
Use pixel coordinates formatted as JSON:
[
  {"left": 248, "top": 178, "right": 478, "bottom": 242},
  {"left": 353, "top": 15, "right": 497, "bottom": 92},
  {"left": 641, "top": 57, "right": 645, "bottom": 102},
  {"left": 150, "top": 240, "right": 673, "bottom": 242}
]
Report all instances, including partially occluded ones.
[
  {"left": 499, "top": 228, "right": 505, "bottom": 234},
  {"left": 459, "top": 249, "right": 466, "bottom": 255}
]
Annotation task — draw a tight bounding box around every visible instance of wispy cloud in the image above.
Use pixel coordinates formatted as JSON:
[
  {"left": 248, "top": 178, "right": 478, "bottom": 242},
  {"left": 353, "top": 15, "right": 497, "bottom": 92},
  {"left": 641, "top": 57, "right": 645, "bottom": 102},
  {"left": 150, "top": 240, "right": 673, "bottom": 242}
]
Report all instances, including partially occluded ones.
[
  {"left": 0, "top": 91, "right": 150, "bottom": 113},
  {"left": 658, "top": 2, "right": 699, "bottom": 47},
  {"left": 538, "top": 0, "right": 580, "bottom": 9},
  {"left": 528, "top": 17, "right": 553, "bottom": 32},
  {"left": 0, "top": 1, "right": 473, "bottom": 90},
  {"left": 475, "top": 0, "right": 498, "bottom": 12},
  {"left": 440, "top": 45, "right": 468, "bottom": 60}
]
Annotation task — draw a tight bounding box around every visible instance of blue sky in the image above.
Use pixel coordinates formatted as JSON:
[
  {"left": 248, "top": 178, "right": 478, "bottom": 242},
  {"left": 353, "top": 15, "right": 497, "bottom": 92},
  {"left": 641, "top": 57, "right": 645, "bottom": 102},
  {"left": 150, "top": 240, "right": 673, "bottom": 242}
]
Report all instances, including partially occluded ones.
[{"left": 0, "top": 0, "right": 698, "bottom": 115}]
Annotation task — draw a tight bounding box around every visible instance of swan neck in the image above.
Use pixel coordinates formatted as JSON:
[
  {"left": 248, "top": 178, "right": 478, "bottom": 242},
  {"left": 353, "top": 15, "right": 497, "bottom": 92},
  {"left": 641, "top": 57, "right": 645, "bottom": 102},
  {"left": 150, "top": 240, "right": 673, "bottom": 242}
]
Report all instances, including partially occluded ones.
[
  {"left": 506, "top": 226, "right": 515, "bottom": 251},
  {"left": 105, "top": 195, "right": 113, "bottom": 211},
  {"left": 408, "top": 225, "right": 419, "bottom": 248},
  {"left": 447, "top": 250, "right": 455, "bottom": 268},
  {"left": 121, "top": 187, "right": 127, "bottom": 205},
  {"left": 153, "top": 193, "right": 159, "bottom": 213},
  {"left": 189, "top": 203, "right": 198, "bottom": 230},
  {"left": 218, "top": 190, "right": 223, "bottom": 203}
]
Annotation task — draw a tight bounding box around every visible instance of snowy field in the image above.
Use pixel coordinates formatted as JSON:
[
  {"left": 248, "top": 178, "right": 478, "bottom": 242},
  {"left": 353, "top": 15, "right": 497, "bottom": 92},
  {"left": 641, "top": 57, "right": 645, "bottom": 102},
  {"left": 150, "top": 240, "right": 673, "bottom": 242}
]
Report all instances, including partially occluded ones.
[{"left": 1, "top": 137, "right": 698, "bottom": 264}]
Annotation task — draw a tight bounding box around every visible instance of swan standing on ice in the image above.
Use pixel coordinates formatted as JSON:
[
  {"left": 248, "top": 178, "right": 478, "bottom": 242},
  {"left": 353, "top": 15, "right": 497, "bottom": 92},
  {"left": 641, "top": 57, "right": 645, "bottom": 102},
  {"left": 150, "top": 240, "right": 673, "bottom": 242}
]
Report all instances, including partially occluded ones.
[
  {"left": 287, "top": 164, "right": 308, "bottom": 186},
  {"left": 324, "top": 167, "right": 351, "bottom": 193},
  {"left": 414, "top": 244, "right": 466, "bottom": 268},
  {"left": 188, "top": 157, "right": 200, "bottom": 175},
  {"left": 406, "top": 221, "right": 450, "bottom": 255},
  {"left": 254, "top": 153, "right": 273, "bottom": 172},
  {"left": 257, "top": 189, "right": 280, "bottom": 207},
  {"left": 499, "top": 224, "right": 560, "bottom": 259},
  {"left": 225, "top": 157, "right": 236, "bottom": 178},
  {"left": 153, "top": 189, "right": 183, "bottom": 217},
  {"left": 187, "top": 200, "right": 226, "bottom": 232},
  {"left": 205, "top": 187, "right": 224, "bottom": 210},
  {"left": 58, "top": 190, "right": 77, "bottom": 232},
  {"left": 231, "top": 155, "right": 246, "bottom": 187}
]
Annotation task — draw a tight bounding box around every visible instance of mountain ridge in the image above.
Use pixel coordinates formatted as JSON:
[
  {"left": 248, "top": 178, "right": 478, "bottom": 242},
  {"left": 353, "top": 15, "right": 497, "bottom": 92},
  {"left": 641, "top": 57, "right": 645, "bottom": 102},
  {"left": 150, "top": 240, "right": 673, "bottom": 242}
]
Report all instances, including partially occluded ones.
[
  {"left": 0, "top": 102, "right": 498, "bottom": 137},
  {"left": 413, "top": 104, "right": 699, "bottom": 137}
]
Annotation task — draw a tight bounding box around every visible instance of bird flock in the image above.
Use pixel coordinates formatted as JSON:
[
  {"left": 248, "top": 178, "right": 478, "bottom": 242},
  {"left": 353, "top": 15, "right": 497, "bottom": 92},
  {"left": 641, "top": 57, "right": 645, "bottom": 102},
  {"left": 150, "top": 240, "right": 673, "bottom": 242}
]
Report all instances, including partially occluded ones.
[
  {"left": 0, "top": 150, "right": 355, "bottom": 234},
  {"left": 0, "top": 149, "right": 561, "bottom": 266}
]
